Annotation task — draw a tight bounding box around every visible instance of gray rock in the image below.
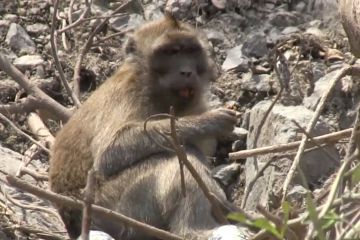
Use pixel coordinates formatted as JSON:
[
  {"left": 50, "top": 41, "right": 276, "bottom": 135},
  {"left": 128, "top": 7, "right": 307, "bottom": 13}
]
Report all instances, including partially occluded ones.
[
  {"left": 212, "top": 163, "right": 241, "bottom": 187},
  {"left": 3, "top": 13, "right": 18, "bottom": 23},
  {"left": 268, "top": 11, "right": 301, "bottom": 27},
  {"left": 205, "top": 30, "right": 227, "bottom": 46},
  {"left": 26, "top": 23, "right": 49, "bottom": 34},
  {"left": 13, "top": 55, "right": 44, "bottom": 71},
  {"left": 282, "top": 26, "right": 300, "bottom": 35},
  {"left": 144, "top": 3, "right": 164, "bottom": 20},
  {"left": 240, "top": 72, "right": 274, "bottom": 93},
  {"left": 5, "top": 23, "right": 36, "bottom": 54},
  {"left": 222, "top": 45, "right": 249, "bottom": 71},
  {"left": 0, "top": 47, "right": 17, "bottom": 62},
  {"left": 243, "top": 101, "right": 339, "bottom": 210},
  {"left": 0, "top": 145, "right": 65, "bottom": 236},
  {"left": 242, "top": 34, "right": 268, "bottom": 58},
  {"left": 165, "top": 0, "right": 192, "bottom": 19},
  {"left": 303, "top": 70, "right": 343, "bottom": 110},
  {"left": 0, "top": 20, "right": 10, "bottom": 38},
  {"left": 287, "top": 185, "right": 307, "bottom": 205},
  {"left": 306, "top": 27, "right": 326, "bottom": 38},
  {"left": 109, "top": 13, "right": 144, "bottom": 32}
]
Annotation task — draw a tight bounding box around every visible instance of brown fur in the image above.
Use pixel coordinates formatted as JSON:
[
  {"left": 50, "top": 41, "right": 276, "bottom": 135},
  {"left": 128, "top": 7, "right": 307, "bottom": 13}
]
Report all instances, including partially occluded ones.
[{"left": 49, "top": 15, "right": 237, "bottom": 239}]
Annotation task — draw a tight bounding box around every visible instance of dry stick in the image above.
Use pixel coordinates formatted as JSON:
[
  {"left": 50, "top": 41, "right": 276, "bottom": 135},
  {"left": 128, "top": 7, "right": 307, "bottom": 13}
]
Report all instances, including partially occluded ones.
[
  {"left": 3, "top": 188, "right": 61, "bottom": 222},
  {"left": 17, "top": 167, "right": 48, "bottom": 181},
  {"left": 58, "top": 0, "right": 91, "bottom": 34},
  {"left": 291, "top": 119, "right": 339, "bottom": 163},
  {"left": 11, "top": 225, "right": 65, "bottom": 240},
  {"left": 81, "top": 168, "right": 96, "bottom": 240},
  {"left": 5, "top": 175, "right": 184, "bottom": 240},
  {"left": 167, "top": 107, "right": 228, "bottom": 224},
  {"left": 337, "top": 210, "right": 360, "bottom": 240},
  {"left": 229, "top": 128, "right": 354, "bottom": 160},
  {"left": 0, "top": 55, "right": 72, "bottom": 122},
  {"left": 0, "top": 113, "right": 49, "bottom": 153},
  {"left": 72, "top": 0, "right": 132, "bottom": 98},
  {"left": 94, "top": 28, "right": 132, "bottom": 45},
  {"left": 51, "top": 0, "right": 81, "bottom": 108},
  {"left": 282, "top": 65, "right": 360, "bottom": 200},
  {"left": 27, "top": 112, "right": 55, "bottom": 148},
  {"left": 318, "top": 152, "right": 358, "bottom": 219},
  {"left": 16, "top": 144, "right": 40, "bottom": 177}
]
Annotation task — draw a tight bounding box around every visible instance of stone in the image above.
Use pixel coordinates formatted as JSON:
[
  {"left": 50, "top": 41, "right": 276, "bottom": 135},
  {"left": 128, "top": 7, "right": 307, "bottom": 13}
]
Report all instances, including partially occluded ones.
[
  {"left": 3, "top": 13, "right": 18, "bottom": 23},
  {"left": 212, "top": 163, "right": 241, "bottom": 187},
  {"left": 240, "top": 72, "right": 274, "bottom": 93},
  {"left": 109, "top": 13, "right": 144, "bottom": 32},
  {"left": 205, "top": 29, "right": 227, "bottom": 46},
  {"left": 209, "top": 225, "right": 251, "bottom": 240},
  {"left": 303, "top": 70, "right": 344, "bottom": 110},
  {"left": 26, "top": 23, "right": 49, "bottom": 34},
  {"left": 5, "top": 23, "right": 36, "bottom": 54},
  {"left": 243, "top": 101, "right": 339, "bottom": 210},
  {"left": 242, "top": 34, "right": 268, "bottom": 58},
  {"left": 222, "top": 45, "right": 249, "bottom": 71},
  {"left": 268, "top": 11, "right": 302, "bottom": 27},
  {"left": 0, "top": 48, "right": 17, "bottom": 61},
  {"left": 13, "top": 55, "right": 44, "bottom": 71},
  {"left": 165, "top": 0, "right": 192, "bottom": 19},
  {"left": 0, "top": 20, "right": 10, "bottom": 38},
  {"left": 282, "top": 26, "right": 300, "bottom": 35}
]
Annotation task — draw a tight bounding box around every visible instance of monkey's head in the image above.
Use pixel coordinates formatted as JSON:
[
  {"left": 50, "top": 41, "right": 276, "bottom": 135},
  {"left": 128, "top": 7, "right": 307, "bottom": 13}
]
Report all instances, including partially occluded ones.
[{"left": 125, "top": 14, "right": 216, "bottom": 114}]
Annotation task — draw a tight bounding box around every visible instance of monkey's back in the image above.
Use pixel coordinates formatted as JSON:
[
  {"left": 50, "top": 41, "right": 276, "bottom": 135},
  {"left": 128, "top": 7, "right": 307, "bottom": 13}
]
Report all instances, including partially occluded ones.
[{"left": 49, "top": 64, "right": 142, "bottom": 195}]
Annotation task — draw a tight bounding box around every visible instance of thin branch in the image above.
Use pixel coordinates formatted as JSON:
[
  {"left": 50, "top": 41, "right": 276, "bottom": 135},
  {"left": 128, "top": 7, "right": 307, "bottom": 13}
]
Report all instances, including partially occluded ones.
[
  {"left": 81, "top": 168, "right": 96, "bottom": 240},
  {"left": 0, "top": 54, "right": 72, "bottom": 122},
  {"left": 72, "top": 0, "right": 132, "bottom": 98},
  {"left": 17, "top": 167, "right": 48, "bottom": 181},
  {"left": 229, "top": 128, "right": 355, "bottom": 160},
  {"left": 168, "top": 107, "right": 228, "bottom": 224},
  {"left": 0, "top": 113, "right": 49, "bottom": 153},
  {"left": 5, "top": 175, "right": 184, "bottom": 240},
  {"left": 50, "top": 0, "right": 81, "bottom": 107},
  {"left": 282, "top": 65, "right": 360, "bottom": 199},
  {"left": 27, "top": 112, "right": 55, "bottom": 148}
]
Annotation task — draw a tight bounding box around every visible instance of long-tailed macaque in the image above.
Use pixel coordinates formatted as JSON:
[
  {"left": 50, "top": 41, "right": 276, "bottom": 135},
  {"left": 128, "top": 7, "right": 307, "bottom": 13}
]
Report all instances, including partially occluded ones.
[{"left": 49, "top": 14, "right": 238, "bottom": 239}]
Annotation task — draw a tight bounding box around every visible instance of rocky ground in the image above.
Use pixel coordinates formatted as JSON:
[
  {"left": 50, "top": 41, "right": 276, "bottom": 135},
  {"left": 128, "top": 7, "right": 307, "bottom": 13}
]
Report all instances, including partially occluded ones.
[{"left": 1, "top": 0, "right": 359, "bottom": 239}]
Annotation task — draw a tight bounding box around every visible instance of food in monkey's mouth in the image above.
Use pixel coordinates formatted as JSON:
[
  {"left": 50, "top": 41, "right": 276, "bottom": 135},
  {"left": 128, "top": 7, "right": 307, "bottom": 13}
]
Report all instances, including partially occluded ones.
[{"left": 178, "top": 87, "right": 195, "bottom": 98}]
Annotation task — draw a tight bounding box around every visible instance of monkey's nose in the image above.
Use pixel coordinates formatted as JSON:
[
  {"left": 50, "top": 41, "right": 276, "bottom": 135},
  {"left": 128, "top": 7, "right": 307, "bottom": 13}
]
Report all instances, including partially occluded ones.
[{"left": 180, "top": 70, "right": 192, "bottom": 77}]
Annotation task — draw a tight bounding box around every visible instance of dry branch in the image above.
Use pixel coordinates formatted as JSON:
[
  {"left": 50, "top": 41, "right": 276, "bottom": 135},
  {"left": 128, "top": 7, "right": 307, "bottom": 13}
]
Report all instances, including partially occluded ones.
[
  {"left": 50, "top": 0, "right": 81, "bottom": 107},
  {"left": 72, "top": 0, "right": 132, "bottom": 98},
  {"left": 27, "top": 112, "right": 55, "bottom": 148},
  {"left": 282, "top": 65, "right": 360, "bottom": 199},
  {"left": 0, "top": 54, "right": 72, "bottom": 122},
  {"left": 5, "top": 175, "right": 184, "bottom": 240},
  {"left": 229, "top": 128, "right": 355, "bottom": 160},
  {"left": 81, "top": 168, "right": 96, "bottom": 240}
]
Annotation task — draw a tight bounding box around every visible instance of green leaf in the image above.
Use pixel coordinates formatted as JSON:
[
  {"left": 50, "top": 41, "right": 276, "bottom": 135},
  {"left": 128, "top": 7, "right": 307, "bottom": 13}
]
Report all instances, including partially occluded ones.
[
  {"left": 351, "top": 164, "right": 360, "bottom": 185},
  {"left": 252, "top": 218, "right": 282, "bottom": 239}
]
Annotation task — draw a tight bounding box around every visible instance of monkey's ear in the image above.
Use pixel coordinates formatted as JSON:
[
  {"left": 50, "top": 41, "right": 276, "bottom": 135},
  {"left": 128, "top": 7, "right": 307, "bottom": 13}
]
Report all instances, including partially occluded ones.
[
  {"left": 123, "top": 34, "right": 137, "bottom": 55},
  {"left": 164, "top": 11, "right": 180, "bottom": 28}
]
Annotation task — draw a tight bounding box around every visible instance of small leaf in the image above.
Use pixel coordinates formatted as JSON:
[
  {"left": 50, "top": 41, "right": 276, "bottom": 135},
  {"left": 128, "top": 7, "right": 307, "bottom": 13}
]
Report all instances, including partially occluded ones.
[{"left": 351, "top": 164, "right": 360, "bottom": 185}]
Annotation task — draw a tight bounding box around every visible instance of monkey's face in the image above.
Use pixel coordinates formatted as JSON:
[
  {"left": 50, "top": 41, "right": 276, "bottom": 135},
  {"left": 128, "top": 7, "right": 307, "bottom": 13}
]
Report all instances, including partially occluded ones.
[{"left": 148, "top": 34, "right": 213, "bottom": 113}]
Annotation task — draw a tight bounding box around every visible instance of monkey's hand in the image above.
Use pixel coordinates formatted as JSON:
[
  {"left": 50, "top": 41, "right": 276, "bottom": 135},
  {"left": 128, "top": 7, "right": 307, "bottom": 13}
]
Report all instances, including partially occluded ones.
[{"left": 198, "top": 108, "right": 238, "bottom": 137}]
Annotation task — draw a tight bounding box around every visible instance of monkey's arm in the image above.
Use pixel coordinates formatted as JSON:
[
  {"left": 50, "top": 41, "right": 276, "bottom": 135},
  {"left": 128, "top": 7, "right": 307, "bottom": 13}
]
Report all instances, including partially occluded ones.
[{"left": 95, "top": 109, "right": 236, "bottom": 177}]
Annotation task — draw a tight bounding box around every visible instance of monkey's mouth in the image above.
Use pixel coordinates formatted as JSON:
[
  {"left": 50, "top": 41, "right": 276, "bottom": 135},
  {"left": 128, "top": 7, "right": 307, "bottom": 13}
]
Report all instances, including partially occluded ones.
[{"left": 178, "top": 87, "right": 195, "bottom": 99}]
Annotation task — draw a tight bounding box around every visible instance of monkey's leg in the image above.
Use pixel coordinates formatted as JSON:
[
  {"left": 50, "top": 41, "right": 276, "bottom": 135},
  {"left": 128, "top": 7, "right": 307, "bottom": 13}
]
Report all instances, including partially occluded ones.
[{"left": 95, "top": 109, "right": 236, "bottom": 177}]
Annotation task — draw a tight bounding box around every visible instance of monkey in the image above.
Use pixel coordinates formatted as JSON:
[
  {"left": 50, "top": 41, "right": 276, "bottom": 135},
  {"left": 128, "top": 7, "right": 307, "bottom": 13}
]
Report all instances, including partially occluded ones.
[{"left": 49, "top": 14, "right": 238, "bottom": 239}]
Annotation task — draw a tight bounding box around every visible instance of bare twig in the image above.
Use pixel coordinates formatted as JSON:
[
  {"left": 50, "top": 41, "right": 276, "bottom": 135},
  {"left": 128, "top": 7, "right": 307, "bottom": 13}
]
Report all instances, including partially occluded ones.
[
  {"left": 291, "top": 119, "right": 339, "bottom": 163},
  {"left": 0, "top": 113, "right": 49, "bottom": 153},
  {"left": 3, "top": 188, "right": 61, "bottom": 222},
  {"left": 27, "top": 112, "right": 55, "bottom": 148},
  {"left": 50, "top": 0, "right": 81, "bottom": 107},
  {"left": 16, "top": 144, "right": 40, "bottom": 177},
  {"left": 17, "top": 167, "right": 48, "bottom": 181},
  {"left": 5, "top": 175, "right": 184, "bottom": 240},
  {"left": 0, "top": 54, "right": 72, "bottom": 122},
  {"left": 229, "top": 128, "right": 355, "bottom": 160},
  {"left": 72, "top": 0, "right": 132, "bottom": 98},
  {"left": 282, "top": 65, "right": 360, "bottom": 199},
  {"left": 81, "top": 168, "right": 96, "bottom": 240}
]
